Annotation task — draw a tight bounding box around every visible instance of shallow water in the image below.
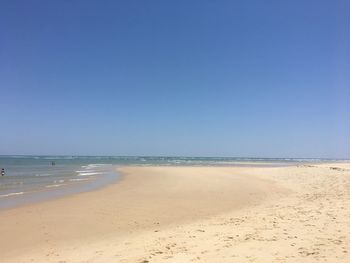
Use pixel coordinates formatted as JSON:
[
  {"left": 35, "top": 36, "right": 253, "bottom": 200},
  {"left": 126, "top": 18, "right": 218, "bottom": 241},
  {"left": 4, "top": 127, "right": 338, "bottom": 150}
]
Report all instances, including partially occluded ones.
[{"left": 0, "top": 160, "right": 118, "bottom": 209}]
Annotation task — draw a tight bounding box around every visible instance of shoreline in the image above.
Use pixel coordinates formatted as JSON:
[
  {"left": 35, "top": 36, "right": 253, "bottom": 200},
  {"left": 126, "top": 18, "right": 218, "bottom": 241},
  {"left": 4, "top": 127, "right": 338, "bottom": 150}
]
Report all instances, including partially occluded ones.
[
  {"left": 0, "top": 157, "right": 345, "bottom": 211},
  {"left": 0, "top": 166, "right": 120, "bottom": 210},
  {"left": 0, "top": 164, "right": 349, "bottom": 262},
  {"left": 0, "top": 162, "right": 292, "bottom": 211}
]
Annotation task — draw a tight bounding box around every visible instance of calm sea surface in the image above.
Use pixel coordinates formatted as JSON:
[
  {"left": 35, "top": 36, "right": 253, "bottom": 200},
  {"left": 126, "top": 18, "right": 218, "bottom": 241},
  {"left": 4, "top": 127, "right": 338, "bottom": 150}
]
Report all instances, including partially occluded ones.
[{"left": 0, "top": 156, "right": 342, "bottom": 209}]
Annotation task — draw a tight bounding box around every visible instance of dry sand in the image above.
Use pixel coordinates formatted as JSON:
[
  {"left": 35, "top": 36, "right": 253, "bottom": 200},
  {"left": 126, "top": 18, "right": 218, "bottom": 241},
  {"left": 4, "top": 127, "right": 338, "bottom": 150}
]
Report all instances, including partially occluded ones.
[{"left": 0, "top": 164, "right": 349, "bottom": 262}]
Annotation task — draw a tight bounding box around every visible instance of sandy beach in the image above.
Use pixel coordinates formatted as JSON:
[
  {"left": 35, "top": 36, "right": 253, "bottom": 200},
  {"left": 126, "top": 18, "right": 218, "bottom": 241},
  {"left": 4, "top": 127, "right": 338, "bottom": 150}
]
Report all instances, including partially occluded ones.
[{"left": 1, "top": 164, "right": 350, "bottom": 262}]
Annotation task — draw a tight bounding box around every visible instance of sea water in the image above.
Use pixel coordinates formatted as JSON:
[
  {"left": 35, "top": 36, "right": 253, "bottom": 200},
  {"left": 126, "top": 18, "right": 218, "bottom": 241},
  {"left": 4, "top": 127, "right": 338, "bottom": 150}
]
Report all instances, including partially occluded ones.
[
  {"left": 0, "top": 156, "right": 341, "bottom": 209},
  {"left": 0, "top": 156, "right": 120, "bottom": 209}
]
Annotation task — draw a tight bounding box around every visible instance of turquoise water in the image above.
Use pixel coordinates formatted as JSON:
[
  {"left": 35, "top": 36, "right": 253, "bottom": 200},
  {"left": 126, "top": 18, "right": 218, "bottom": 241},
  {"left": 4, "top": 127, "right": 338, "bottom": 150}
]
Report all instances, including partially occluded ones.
[{"left": 0, "top": 156, "right": 342, "bottom": 209}]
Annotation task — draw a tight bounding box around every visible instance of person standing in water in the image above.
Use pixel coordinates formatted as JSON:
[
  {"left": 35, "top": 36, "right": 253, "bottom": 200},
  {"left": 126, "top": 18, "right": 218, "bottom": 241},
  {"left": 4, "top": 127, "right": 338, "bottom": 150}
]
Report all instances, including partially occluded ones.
[{"left": 1, "top": 168, "right": 4, "bottom": 176}]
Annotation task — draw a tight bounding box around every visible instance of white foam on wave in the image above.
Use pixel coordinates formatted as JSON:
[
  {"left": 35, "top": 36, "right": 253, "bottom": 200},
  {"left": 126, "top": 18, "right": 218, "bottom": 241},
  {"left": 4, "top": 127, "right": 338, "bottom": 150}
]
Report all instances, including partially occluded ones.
[
  {"left": 0, "top": 192, "right": 24, "bottom": 198},
  {"left": 54, "top": 180, "right": 65, "bottom": 184},
  {"left": 69, "top": 178, "right": 91, "bottom": 182},
  {"left": 81, "top": 164, "right": 109, "bottom": 169},
  {"left": 43, "top": 156, "right": 75, "bottom": 160},
  {"left": 77, "top": 172, "right": 102, "bottom": 176},
  {"left": 46, "top": 184, "right": 63, "bottom": 188}
]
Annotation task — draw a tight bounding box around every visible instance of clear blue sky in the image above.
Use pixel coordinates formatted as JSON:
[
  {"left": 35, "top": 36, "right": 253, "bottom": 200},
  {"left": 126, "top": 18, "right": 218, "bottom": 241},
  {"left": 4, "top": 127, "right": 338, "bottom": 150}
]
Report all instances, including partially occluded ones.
[{"left": 0, "top": 0, "right": 349, "bottom": 158}]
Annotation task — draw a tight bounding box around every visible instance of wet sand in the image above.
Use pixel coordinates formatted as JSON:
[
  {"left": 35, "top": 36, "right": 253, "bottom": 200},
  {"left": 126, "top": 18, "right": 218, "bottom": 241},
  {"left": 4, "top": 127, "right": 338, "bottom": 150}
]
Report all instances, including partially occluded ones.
[{"left": 1, "top": 164, "right": 349, "bottom": 262}]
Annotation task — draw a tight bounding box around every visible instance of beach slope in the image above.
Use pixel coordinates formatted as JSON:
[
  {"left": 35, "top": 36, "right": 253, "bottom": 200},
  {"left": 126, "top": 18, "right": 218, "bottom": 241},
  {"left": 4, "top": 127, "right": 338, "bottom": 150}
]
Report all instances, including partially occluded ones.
[{"left": 1, "top": 164, "right": 350, "bottom": 262}]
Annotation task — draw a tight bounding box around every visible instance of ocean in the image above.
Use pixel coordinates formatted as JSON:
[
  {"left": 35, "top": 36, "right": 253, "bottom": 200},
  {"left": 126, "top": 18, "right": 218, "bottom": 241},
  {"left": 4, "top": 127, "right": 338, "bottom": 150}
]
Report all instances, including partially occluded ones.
[{"left": 0, "top": 156, "right": 341, "bottom": 209}]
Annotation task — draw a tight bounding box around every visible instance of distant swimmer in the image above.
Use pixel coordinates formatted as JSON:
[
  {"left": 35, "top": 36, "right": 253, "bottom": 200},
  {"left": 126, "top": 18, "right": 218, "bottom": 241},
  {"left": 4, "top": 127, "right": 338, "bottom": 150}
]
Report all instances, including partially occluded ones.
[
  {"left": 51, "top": 161, "right": 55, "bottom": 166},
  {"left": 1, "top": 168, "right": 4, "bottom": 176}
]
